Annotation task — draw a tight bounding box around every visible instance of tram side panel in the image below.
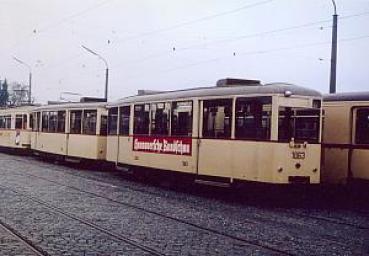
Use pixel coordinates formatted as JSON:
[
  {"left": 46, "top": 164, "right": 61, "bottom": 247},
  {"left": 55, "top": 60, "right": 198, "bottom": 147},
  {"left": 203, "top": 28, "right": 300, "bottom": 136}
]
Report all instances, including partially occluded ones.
[
  {"left": 106, "top": 136, "right": 118, "bottom": 162},
  {"left": 322, "top": 104, "right": 351, "bottom": 184},
  {"left": 67, "top": 134, "right": 106, "bottom": 160},
  {"left": 33, "top": 132, "right": 68, "bottom": 156}
]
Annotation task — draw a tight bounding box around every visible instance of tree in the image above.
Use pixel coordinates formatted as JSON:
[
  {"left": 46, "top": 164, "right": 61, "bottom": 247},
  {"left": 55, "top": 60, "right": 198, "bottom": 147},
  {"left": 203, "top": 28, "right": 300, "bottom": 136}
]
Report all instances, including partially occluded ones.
[
  {"left": 0, "top": 79, "right": 9, "bottom": 107},
  {"left": 9, "top": 82, "right": 28, "bottom": 106}
]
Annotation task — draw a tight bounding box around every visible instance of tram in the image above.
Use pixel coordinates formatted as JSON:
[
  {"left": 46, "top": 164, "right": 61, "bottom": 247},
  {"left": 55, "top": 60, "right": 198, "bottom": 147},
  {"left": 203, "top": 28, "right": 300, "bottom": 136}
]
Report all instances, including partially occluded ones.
[
  {"left": 0, "top": 105, "right": 35, "bottom": 152},
  {"left": 106, "top": 78, "right": 322, "bottom": 185},
  {"left": 322, "top": 92, "right": 369, "bottom": 185},
  {"left": 30, "top": 101, "right": 108, "bottom": 162}
]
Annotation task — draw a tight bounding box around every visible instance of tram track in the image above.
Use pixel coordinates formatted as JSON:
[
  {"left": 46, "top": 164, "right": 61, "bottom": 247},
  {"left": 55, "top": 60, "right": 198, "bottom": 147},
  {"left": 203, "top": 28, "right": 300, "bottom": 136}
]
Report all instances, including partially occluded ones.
[
  {"left": 0, "top": 184, "right": 166, "bottom": 256},
  {"left": 0, "top": 219, "right": 48, "bottom": 256},
  {"left": 2, "top": 155, "right": 369, "bottom": 252},
  {"left": 17, "top": 156, "right": 369, "bottom": 228},
  {"left": 5, "top": 169, "right": 363, "bottom": 255},
  {"left": 4, "top": 172, "right": 294, "bottom": 256}
]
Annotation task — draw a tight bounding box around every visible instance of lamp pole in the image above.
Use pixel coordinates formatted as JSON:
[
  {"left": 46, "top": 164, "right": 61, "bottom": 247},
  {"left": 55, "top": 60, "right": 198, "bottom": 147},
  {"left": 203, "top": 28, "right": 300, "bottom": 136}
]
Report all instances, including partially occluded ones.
[
  {"left": 329, "top": 0, "right": 338, "bottom": 94},
  {"left": 81, "top": 45, "right": 109, "bottom": 101},
  {"left": 13, "top": 56, "right": 32, "bottom": 104}
]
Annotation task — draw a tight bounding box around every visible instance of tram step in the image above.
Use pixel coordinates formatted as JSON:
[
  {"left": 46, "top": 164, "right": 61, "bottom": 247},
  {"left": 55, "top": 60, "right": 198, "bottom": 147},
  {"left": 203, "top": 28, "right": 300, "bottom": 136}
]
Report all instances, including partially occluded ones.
[{"left": 194, "top": 179, "right": 231, "bottom": 188}]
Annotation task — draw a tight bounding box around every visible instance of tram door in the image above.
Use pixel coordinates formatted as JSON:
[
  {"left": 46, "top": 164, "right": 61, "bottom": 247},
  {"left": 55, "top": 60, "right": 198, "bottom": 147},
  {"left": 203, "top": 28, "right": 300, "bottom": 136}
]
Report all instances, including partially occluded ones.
[
  {"left": 197, "top": 99, "right": 233, "bottom": 179},
  {"left": 350, "top": 107, "right": 369, "bottom": 181}
]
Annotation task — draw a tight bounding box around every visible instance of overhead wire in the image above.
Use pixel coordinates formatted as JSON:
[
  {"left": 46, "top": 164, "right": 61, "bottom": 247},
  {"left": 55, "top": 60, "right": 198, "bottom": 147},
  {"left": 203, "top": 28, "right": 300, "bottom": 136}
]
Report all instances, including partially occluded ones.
[
  {"left": 118, "top": 34, "right": 369, "bottom": 81},
  {"left": 110, "top": 10, "right": 369, "bottom": 70},
  {"left": 112, "top": 0, "right": 275, "bottom": 43}
]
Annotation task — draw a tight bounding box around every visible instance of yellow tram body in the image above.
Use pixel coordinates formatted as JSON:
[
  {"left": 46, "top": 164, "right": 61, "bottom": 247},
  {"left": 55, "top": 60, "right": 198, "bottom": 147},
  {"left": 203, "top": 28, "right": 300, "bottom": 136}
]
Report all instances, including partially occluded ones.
[
  {"left": 30, "top": 102, "right": 108, "bottom": 161},
  {"left": 322, "top": 92, "right": 369, "bottom": 184},
  {"left": 0, "top": 106, "right": 35, "bottom": 151},
  {"left": 107, "top": 79, "right": 322, "bottom": 184}
]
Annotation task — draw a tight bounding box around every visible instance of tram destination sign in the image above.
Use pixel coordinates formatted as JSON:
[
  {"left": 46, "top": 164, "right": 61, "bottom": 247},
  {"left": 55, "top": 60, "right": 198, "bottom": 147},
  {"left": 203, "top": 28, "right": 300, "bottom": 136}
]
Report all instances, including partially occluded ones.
[{"left": 133, "top": 136, "right": 192, "bottom": 156}]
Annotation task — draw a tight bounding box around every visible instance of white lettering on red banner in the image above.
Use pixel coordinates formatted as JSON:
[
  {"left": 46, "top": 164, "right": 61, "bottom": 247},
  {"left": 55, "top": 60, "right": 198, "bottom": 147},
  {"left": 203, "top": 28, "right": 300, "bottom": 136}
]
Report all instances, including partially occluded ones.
[{"left": 133, "top": 136, "right": 192, "bottom": 156}]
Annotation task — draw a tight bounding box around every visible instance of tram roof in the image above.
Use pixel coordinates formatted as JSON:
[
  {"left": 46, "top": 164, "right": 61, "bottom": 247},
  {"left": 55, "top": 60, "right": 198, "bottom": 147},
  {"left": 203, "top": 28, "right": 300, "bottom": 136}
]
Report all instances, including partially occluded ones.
[
  {"left": 32, "top": 101, "right": 107, "bottom": 111},
  {"left": 0, "top": 105, "right": 38, "bottom": 113},
  {"left": 109, "top": 82, "right": 321, "bottom": 107},
  {"left": 324, "top": 92, "right": 369, "bottom": 102}
]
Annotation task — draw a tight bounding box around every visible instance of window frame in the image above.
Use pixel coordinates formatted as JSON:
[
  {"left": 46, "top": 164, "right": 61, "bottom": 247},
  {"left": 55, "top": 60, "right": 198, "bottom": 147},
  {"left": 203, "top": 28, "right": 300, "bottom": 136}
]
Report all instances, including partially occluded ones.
[
  {"left": 119, "top": 105, "right": 130, "bottom": 136},
  {"left": 15, "top": 114, "right": 23, "bottom": 129},
  {"left": 150, "top": 102, "right": 170, "bottom": 136},
  {"left": 235, "top": 96, "right": 272, "bottom": 141},
  {"left": 171, "top": 100, "right": 193, "bottom": 137},
  {"left": 82, "top": 109, "right": 98, "bottom": 135},
  {"left": 355, "top": 108, "right": 369, "bottom": 145},
  {"left": 202, "top": 98, "right": 233, "bottom": 139},
  {"left": 70, "top": 110, "right": 82, "bottom": 134},
  {"left": 133, "top": 104, "right": 150, "bottom": 135},
  {"left": 108, "top": 107, "right": 118, "bottom": 135},
  {"left": 278, "top": 107, "right": 321, "bottom": 144}
]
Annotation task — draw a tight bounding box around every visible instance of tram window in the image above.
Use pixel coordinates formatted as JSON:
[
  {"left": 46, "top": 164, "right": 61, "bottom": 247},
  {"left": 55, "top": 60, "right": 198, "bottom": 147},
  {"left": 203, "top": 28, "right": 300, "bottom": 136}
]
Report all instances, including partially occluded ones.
[
  {"left": 0, "top": 116, "right": 4, "bottom": 129},
  {"left": 33, "top": 112, "right": 40, "bottom": 132},
  {"left": 29, "top": 114, "right": 33, "bottom": 130},
  {"left": 134, "top": 104, "right": 150, "bottom": 135},
  {"left": 5, "top": 116, "right": 11, "bottom": 129},
  {"left": 42, "top": 112, "right": 49, "bottom": 132},
  {"left": 48, "top": 111, "right": 58, "bottom": 132},
  {"left": 278, "top": 107, "right": 320, "bottom": 143},
  {"left": 151, "top": 102, "right": 170, "bottom": 135},
  {"left": 83, "top": 110, "right": 97, "bottom": 135},
  {"left": 108, "top": 107, "right": 118, "bottom": 135},
  {"left": 70, "top": 110, "right": 82, "bottom": 134},
  {"left": 23, "top": 114, "right": 27, "bottom": 129},
  {"left": 235, "top": 97, "right": 272, "bottom": 140},
  {"left": 203, "top": 99, "right": 232, "bottom": 139},
  {"left": 355, "top": 109, "right": 369, "bottom": 144},
  {"left": 119, "top": 106, "right": 130, "bottom": 136},
  {"left": 57, "top": 111, "right": 66, "bottom": 133},
  {"left": 15, "top": 115, "right": 23, "bottom": 129},
  {"left": 171, "top": 101, "right": 193, "bottom": 137},
  {"left": 100, "top": 115, "right": 108, "bottom": 136}
]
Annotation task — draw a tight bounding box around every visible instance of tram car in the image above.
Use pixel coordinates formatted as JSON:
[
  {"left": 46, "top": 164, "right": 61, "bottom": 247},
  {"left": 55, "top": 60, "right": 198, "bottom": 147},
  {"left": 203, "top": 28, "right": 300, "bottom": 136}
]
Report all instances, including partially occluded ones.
[
  {"left": 106, "top": 78, "right": 322, "bottom": 185},
  {"left": 30, "top": 101, "right": 108, "bottom": 162},
  {"left": 322, "top": 92, "right": 369, "bottom": 185},
  {"left": 0, "top": 105, "right": 35, "bottom": 152}
]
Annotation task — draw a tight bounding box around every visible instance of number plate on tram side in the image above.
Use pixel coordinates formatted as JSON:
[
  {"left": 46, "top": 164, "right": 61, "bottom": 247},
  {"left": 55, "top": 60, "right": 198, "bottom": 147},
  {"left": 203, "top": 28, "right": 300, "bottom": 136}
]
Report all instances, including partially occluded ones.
[{"left": 292, "top": 151, "right": 305, "bottom": 159}]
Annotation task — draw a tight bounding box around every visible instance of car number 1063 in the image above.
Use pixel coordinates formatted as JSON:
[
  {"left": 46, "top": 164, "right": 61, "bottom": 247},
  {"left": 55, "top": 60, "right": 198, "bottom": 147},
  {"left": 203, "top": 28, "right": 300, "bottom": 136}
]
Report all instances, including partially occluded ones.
[{"left": 292, "top": 151, "right": 305, "bottom": 159}]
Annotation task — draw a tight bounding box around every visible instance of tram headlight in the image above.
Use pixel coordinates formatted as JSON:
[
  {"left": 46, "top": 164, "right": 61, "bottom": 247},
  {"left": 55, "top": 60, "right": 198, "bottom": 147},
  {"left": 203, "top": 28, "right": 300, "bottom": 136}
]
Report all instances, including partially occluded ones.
[{"left": 284, "top": 90, "right": 293, "bottom": 97}]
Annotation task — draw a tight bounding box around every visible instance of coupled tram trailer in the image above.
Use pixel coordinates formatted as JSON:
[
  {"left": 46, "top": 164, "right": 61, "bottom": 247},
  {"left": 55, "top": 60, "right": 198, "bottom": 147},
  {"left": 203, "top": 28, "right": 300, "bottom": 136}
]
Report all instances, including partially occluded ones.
[
  {"left": 322, "top": 92, "right": 369, "bottom": 186},
  {"left": 0, "top": 105, "right": 35, "bottom": 153},
  {"left": 30, "top": 101, "right": 108, "bottom": 163},
  {"left": 106, "top": 78, "right": 323, "bottom": 186}
]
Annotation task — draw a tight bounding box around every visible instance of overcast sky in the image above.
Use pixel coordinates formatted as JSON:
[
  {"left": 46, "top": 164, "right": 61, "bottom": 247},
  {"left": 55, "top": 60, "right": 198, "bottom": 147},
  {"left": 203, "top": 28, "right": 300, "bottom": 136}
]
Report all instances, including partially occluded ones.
[{"left": 0, "top": 0, "right": 368, "bottom": 103}]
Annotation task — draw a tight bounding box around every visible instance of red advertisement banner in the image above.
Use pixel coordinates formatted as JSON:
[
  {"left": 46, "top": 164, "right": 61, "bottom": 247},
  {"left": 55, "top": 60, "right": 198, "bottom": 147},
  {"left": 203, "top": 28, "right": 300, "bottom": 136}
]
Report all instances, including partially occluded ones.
[{"left": 133, "top": 136, "right": 192, "bottom": 156}]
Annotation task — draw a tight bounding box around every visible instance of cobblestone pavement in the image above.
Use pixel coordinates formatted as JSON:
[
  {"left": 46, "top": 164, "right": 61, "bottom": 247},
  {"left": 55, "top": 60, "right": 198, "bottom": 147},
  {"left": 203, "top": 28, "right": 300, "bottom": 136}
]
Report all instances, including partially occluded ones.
[{"left": 0, "top": 152, "right": 368, "bottom": 256}]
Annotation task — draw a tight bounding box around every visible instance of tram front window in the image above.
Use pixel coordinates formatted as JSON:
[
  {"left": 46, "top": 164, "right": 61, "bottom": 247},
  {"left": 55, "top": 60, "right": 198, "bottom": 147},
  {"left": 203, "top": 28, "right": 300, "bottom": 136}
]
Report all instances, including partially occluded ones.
[{"left": 279, "top": 107, "right": 320, "bottom": 143}]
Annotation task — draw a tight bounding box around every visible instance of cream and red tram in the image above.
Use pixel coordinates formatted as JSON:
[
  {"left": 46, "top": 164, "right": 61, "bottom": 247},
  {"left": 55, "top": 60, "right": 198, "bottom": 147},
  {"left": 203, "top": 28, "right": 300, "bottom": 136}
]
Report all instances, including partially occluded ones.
[
  {"left": 322, "top": 92, "right": 369, "bottom": 185},
  {"left": 107, "top": 78, "right": 322, "bottom": 185},
  {"left": 30, "top": 102, "right": 108, "bottom": 161},
  {"left": 0, "top": 105, "right": 35, "bottom": 152}
]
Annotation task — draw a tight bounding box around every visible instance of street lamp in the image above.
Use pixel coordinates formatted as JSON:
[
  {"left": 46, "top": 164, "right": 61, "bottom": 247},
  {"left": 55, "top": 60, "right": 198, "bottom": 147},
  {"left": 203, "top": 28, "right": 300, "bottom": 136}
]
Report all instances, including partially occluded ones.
[
  {"left": 329, "top": 0, "right": 338, "bottom": 94},
  {"left": 81, "top": 45, "right": 109, "bottom": 101},
  {"left": 13, "top": 56, "right": 32, "bottom": 104}
]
